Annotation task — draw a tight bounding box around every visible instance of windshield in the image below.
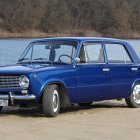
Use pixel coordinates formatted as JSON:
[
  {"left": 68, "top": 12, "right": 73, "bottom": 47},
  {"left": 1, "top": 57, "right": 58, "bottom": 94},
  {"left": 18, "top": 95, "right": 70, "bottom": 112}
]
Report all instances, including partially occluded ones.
[{"left": 18, "top": 40, "right": 77, "bottom": 64}]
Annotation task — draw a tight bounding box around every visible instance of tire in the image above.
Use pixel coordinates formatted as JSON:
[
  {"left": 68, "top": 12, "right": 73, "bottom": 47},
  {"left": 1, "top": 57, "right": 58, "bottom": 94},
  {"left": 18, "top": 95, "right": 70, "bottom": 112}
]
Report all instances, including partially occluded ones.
[
  {"left": 125, "top": 84, "right": 140, "bottom": 108},
  {"left": 42, "top": 84, "right": 60, "bottom": 117},
  {"left": 0, "top": 106, "right": 3, "bottom": 113},
  {"left": 78, "top": 102, "right": 93, "bottom": 107}
]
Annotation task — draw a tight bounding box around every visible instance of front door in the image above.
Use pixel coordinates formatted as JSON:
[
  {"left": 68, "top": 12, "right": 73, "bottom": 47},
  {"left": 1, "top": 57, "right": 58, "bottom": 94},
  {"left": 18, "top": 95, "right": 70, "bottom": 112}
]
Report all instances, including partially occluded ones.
[{"left": 76, "top": 42, "right": 111, "bottom": 102}]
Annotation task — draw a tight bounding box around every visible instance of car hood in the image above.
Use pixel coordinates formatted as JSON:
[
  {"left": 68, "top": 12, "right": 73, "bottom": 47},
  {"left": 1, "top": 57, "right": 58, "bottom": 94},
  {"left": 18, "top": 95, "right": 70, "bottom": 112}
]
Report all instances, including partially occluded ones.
[{"left": 0, "top": 64, "right": 59, "bottom": 75}]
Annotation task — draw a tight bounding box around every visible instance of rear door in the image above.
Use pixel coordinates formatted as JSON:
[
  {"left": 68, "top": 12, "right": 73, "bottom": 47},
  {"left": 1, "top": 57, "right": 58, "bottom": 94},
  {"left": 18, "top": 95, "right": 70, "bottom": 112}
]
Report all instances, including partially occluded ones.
[{"left": 104, "top": 42, "right": 139, "bottom": 99}]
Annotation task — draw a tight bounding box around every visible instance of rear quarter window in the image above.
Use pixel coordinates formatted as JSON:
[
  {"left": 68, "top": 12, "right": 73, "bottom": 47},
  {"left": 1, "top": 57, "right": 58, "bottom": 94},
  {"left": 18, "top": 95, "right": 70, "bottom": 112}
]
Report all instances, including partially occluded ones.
[{"left": 105, "top": 43, "right": 133, "bottom": 64}]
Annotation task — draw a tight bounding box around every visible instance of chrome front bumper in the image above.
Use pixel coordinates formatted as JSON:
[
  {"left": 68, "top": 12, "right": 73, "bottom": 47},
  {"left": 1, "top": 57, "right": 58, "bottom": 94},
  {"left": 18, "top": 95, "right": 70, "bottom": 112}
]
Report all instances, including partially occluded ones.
[{"left": 0, "top": 93, "right": 36, "bottom": 104}]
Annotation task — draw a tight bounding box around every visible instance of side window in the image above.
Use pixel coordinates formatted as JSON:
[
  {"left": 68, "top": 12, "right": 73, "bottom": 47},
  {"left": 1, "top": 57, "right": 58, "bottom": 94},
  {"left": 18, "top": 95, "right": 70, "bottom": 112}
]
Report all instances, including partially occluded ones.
[
  {"left": 105, "top": 43, "right": 133, "bottom": 63},
  {"left": 54, "top": 45, "right": 75, "bottom": 62},
  {"left": 79, "top": 43, "right": 105, "bottom": 63}
]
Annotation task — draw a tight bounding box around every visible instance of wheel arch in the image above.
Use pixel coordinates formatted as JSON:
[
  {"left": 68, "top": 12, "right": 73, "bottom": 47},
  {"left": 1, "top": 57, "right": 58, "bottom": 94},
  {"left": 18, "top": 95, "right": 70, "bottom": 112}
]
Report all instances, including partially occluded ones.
[
  {"left": 39, "top": 80, "right": 70, "bottom": 108},
  {"left": 129, "top": 78, "right": 140, "bottom": 96}
]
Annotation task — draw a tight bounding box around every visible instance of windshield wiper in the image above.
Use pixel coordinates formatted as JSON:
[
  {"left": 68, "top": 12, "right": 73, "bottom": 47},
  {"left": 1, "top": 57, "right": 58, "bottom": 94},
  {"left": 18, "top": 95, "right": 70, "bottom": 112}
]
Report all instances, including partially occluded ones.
[
  {"left": 18, "top": 58, "right": 29, "bottom": 62},
  {"left": 33, "top": 58, "right": 47, "bottom": 61},
  {"left": 33, "top": 58, "right": 54, "bottom": 65},
  {"left": 53, "top": 61, "right": 69, "bottom": 65}
]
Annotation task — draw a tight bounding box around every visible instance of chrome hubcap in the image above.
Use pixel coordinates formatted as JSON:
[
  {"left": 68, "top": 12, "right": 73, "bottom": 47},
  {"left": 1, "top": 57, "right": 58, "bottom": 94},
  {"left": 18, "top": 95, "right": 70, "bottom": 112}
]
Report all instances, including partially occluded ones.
[
  {"left": 133, "top": 85, "right": 140, "bottom": 104},
  {"left": 52, "top": 90, "right": 59, "bottom": 112}
]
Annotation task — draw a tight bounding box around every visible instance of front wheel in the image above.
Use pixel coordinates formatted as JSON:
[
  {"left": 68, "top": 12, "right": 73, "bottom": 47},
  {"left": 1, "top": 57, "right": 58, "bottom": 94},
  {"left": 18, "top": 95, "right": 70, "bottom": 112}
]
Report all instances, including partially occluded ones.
[
  {"left": 125, "top": 84, "right": 140, "bottom": 108},
  {"left": 42, "top": 84, "right": 60, "bottom": 117}
]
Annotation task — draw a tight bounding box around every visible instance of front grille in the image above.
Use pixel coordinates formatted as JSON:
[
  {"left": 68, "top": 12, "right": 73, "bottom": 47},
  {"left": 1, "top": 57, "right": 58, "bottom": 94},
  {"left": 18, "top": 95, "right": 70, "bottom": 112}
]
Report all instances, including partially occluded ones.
[{"left": 0, "top": 76, "right": 20, "bottom": 89}]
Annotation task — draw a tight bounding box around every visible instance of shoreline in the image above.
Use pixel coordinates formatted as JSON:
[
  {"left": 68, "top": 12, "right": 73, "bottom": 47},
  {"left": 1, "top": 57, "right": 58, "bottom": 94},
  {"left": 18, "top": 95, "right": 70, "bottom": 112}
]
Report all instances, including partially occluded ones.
[
  {"left": 0, "top": 30, "right": 140, "bottom": 40},
  {"left": 0, "top": 37, "right": 140, "bottom": 40}
]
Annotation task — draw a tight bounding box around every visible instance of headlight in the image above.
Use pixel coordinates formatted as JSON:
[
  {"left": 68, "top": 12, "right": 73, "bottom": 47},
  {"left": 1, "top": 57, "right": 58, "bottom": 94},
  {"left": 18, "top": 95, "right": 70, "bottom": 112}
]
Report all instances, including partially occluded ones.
[{"left": 19, "top": 75, "right": 29, "bottom": 89}]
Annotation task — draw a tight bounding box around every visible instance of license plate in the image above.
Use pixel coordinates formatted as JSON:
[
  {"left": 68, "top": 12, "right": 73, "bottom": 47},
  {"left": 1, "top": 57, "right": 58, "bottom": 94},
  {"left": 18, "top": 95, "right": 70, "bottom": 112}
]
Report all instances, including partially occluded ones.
[{"left": 0, "top": 100, "right": 8, "bottom": 106}]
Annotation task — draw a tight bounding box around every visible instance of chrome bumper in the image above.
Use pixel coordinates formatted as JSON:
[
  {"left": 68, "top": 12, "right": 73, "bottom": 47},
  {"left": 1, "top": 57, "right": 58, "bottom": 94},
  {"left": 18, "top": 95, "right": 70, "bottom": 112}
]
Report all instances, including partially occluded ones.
[{"left": 0, "top": 94, "right": 36, "bottom": 100}]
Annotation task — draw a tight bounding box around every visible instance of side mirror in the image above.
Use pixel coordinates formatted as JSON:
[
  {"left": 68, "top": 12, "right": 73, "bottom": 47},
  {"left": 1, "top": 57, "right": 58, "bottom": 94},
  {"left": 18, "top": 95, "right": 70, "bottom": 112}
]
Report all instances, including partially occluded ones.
[{"left": 74, "top": 57, "right": 80, "bottom": 63}]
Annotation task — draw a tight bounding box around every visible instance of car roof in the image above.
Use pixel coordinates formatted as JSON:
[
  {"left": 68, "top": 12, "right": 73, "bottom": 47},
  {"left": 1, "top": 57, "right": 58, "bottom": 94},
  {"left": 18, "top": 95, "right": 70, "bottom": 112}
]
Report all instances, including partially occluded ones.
[{"left": 32, "top": 37, "right": 125, "bottom": 43}]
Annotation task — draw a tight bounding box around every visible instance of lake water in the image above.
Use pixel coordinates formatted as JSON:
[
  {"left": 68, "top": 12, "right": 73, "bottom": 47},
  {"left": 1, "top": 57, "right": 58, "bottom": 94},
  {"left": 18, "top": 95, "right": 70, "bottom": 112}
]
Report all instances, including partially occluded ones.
[{"left": 0, "top": 38, "right": 139, "bottom": 66}]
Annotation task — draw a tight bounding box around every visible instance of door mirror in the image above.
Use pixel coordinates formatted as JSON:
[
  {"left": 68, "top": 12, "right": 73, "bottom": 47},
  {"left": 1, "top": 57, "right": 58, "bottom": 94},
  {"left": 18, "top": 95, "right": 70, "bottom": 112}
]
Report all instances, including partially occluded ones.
[{"left": 74, "top": 57, "right": 80, "bottom": 63}]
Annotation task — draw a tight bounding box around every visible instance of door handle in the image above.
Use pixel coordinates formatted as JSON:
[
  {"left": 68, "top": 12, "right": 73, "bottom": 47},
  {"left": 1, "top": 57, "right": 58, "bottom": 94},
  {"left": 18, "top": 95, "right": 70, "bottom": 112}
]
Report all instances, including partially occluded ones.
[
  {"left": 131, "top": 67, "right": 138, "bottom": 71},
  {"left": 103, "top": 68, "right": 110, "bottom": 72}
]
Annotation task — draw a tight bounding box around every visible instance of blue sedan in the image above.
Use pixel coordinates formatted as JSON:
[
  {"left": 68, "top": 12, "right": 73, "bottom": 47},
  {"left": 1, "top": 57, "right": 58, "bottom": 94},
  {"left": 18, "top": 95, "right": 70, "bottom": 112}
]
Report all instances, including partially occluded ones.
[{"left": 0, "top": 37, "right": 140, "bottom": 117}]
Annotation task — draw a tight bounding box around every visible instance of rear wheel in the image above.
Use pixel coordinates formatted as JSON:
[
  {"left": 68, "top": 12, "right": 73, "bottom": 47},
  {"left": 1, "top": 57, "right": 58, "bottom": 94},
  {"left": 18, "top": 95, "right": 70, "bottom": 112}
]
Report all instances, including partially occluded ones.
[
  {"left": 42, "top": 84, "right": 60, "bottom": 117},
  {"left": 125, "top": 84, "right": 140, "bottom": 108},
  {"left": 0, "top": 106, "right": 3, "bottom": 113},
  {"left": 78, "top": 102, "right": 93, "bottom": 107}
]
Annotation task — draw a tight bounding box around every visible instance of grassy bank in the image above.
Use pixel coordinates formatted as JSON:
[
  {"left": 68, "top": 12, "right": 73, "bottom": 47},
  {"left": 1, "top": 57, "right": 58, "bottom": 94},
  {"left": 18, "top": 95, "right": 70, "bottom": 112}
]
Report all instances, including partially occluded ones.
[
  {"left": 1, "top": 1, "right": 140, "bottom": 39},
  {"left": 0, "top": 29, "right": 101, "bottom": 38},
  {"left": 0, "top": 29, "right": 140, "bottom": 39}
]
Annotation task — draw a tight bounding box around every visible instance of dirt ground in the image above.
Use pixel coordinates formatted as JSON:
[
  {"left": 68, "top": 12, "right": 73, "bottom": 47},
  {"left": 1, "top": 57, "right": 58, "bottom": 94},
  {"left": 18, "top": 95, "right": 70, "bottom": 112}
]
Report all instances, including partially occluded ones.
[{"left": 0, "top": 100, "right": 140, "bottom": 140}]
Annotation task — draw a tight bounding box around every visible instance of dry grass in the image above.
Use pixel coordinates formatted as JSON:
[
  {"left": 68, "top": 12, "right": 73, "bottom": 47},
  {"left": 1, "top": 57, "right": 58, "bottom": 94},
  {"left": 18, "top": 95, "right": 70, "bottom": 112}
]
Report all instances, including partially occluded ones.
[{"left": 0, "top": 29, "right": 140, "bottom": 39}]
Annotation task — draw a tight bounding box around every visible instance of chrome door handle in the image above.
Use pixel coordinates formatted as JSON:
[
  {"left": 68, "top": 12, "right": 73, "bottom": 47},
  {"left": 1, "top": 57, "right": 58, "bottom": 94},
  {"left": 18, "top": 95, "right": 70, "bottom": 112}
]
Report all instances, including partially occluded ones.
[
  {"left": 131, "top": 67, "right": 138, "bottom": 71},
  {"left": 103, "top": 68, "right": 110, "bottom": 72}
]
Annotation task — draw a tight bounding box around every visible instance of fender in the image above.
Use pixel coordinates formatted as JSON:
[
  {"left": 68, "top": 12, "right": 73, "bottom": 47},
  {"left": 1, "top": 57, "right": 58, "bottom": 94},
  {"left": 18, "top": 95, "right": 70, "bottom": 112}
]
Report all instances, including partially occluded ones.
[
  {"left": 39, "top": 78, "right": 69, "bottom": 100},
  {"left": 128, "top": 78, "right": 140, "bottom": 97}
]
